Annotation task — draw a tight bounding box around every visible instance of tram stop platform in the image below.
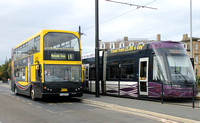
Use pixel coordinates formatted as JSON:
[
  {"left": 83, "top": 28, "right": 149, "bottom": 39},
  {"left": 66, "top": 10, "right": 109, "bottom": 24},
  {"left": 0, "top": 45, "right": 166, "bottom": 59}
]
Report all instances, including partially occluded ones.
[{"left": 80, "top": 93, "right": 200, "bottom": 122}]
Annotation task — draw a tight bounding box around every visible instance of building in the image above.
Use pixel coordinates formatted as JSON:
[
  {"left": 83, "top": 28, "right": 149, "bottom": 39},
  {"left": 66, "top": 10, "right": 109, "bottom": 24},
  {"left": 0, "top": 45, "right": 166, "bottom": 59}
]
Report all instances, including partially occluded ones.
[
  {"left": 181, "top": 34, "right": 200, "bottom": 76},
  {"left": 99, "top": 33, "right": 200, "bottom": 76},
  {"left": 99, "top": 34, "right": 161, "bottom": 50}
]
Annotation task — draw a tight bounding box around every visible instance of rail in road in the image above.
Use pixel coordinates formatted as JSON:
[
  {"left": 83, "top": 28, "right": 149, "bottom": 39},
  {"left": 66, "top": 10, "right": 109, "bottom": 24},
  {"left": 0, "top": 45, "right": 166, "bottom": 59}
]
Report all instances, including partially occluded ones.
[{"left": 0, "top": 82, "right": 200, "bottom": 123}]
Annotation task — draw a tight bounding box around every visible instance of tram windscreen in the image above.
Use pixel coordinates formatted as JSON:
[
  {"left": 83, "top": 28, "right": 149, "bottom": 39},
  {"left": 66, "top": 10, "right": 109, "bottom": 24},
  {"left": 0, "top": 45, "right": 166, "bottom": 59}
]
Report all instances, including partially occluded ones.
[
  {"left": 153, "top": 47, "right": 196, "bottom": 83},
  {"left": 167, "top": 55, "right": 196, "bottom": 83}
]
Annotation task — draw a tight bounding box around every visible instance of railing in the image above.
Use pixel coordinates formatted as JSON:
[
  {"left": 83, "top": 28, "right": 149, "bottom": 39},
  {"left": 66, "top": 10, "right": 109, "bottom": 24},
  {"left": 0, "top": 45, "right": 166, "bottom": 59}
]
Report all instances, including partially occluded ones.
[{"left": 139, "top": 83, "right": 200, "bottom": 109}]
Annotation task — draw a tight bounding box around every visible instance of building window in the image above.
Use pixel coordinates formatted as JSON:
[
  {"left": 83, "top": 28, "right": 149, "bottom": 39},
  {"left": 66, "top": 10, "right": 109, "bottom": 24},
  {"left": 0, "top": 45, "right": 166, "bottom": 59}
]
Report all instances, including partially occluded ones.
[
  {"left": 182, "top": 43, "right": 187, "bottom": 50},
  {"left": 119, "top": 43, "right": 124, "bottom": 48},
  {"left": 195, "top": 44, "right": 198, "bottom": 50},
  {"left": 110, "top": 43, "right": 115, "bottom": 49},
  {"left": 195, "top": 56, "right": 198, "bottom": 64},
  {"left": 101, "top": 43, "right": 105, "bottom": 49},
  {"left": 129, "top": 42, "right": 134, "bottom": 46},
  {"left": 196, "top": 69, "right": 198, "bottom": 76}
]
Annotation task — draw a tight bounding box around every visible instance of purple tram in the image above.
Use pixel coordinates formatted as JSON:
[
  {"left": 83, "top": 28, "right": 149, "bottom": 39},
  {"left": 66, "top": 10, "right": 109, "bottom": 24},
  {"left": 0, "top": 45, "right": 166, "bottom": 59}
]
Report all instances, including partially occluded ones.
[{"left": 83, "top": 41, "right": 198, "bottom": 98}]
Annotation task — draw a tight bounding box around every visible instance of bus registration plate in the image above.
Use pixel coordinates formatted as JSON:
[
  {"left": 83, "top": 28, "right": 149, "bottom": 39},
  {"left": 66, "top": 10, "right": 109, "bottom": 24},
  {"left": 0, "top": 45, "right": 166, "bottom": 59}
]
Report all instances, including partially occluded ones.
[{"left": 60, "top": 93, "right": 69, "bottom": 96}]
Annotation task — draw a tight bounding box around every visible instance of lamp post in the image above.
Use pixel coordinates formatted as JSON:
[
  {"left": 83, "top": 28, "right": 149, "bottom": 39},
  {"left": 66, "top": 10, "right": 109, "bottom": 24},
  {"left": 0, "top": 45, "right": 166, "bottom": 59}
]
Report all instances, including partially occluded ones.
[
  {"left": 190, "top": 0, "right": 192, "bottom": 58},
  {"left": 95, "top": 0, "right": 100, "bottom": 97}
]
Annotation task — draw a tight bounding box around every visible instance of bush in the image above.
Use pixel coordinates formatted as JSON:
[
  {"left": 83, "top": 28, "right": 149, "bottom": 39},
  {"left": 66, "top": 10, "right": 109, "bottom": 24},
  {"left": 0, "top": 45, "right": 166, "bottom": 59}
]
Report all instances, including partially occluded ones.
[{"left": 196, "top": 76, "right": 200, "bottom": 84}]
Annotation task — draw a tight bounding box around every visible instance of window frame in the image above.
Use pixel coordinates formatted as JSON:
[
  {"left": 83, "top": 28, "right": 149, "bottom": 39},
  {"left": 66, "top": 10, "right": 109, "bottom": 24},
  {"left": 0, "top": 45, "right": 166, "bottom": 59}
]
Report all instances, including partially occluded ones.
[{"left": 110, "top": 43, "right": 115, "bottom": 49}]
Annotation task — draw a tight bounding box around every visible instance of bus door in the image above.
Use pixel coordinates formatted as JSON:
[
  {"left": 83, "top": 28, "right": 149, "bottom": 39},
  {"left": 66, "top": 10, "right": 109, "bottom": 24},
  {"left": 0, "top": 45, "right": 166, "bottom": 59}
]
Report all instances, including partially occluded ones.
[
  {"left": 83, "top": 64, "right": 89, "bottom": 91},
  {"left": 36, "top": 64, "right": 41, "bottom": 82},
  {"left": 139, "top": 58, "right": 149, "bottom": 96},
  {"left": 27, "top": 56, "right": 32, "bottom": 82}
]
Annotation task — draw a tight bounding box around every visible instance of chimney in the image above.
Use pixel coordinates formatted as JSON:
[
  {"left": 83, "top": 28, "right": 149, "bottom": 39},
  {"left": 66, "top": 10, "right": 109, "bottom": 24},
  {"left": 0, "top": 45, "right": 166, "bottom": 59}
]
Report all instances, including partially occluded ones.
[
  {"left": 124, "top": 36, "right": 128, "bottom": 41},
  {"left": 182, "top": 34, "right": 188, "bottom": 40},
  {"left": 157, "top": 34, "right": 161, "bottom": 41}
]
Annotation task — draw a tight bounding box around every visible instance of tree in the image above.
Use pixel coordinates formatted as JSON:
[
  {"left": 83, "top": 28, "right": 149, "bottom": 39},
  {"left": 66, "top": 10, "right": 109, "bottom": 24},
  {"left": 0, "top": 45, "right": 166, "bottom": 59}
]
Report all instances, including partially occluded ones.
[
  {"left": 0, "top": 59, "right": 11, "bottom": 80},
  {"left": 7, "top": 60, "right": 11, "bottom": 79},
  {"left": 0, "top": 65, "right": 2, "bottom": 80}
]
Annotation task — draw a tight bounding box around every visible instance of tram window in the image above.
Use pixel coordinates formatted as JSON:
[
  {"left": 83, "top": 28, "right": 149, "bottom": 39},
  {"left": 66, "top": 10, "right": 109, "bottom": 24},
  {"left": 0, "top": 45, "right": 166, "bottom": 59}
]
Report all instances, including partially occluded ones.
[
  {"left": 121, "top": 60, "right": 134, "bottom": 79},
  {"left": 140, "top": 61, "right": 147, "bottom": 80},
  {"left": 122, "top": 60, "right": 134, "bottom": 64},
  {"left": 153, "top": 56, "right": 166, "bottom": 82},
  {"left": 86, "top": 67, "right": 89, "bottom": 79},
  {"left": 89, "top": 67, "right": 96, "bottom": 79},
  {"left": 153, "top": 56, "right": 158, "bottom": 81},
  {"left": 107, "top": 61, "right": 119, "bottom": 79}
]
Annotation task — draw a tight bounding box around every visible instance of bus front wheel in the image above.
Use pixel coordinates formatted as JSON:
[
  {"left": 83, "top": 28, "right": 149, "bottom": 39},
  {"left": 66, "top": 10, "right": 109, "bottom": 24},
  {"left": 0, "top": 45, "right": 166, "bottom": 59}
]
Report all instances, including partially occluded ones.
[{"left": 31, "top": 87, "right": 36, "bottom": 101}]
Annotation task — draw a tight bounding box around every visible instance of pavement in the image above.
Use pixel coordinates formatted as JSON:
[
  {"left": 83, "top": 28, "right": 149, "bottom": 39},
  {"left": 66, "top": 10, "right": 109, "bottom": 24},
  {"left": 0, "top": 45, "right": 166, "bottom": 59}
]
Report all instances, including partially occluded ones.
[
  {"left": 80, "top": 94, "right": 200, "bottom": 123},
  {"left": 1, "top": 82, "right": 200, "bottom": 123}
]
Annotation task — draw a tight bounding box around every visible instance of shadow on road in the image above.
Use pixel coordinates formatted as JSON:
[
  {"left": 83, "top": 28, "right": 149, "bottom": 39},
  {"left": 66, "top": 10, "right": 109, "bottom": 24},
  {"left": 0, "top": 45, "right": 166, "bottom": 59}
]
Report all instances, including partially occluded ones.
[
  {"left": 13, "top": 93, "right": 82, "bottom": 103},
  {"left": 41, "top": 96, "right": 82, "bottom": 103}
]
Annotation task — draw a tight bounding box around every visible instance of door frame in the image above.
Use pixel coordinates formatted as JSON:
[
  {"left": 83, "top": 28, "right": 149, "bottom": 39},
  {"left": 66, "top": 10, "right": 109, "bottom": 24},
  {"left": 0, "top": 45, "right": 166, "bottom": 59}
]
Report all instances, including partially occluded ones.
[{"left": 139, "top": 57, "right": 149, "bottom": 96}]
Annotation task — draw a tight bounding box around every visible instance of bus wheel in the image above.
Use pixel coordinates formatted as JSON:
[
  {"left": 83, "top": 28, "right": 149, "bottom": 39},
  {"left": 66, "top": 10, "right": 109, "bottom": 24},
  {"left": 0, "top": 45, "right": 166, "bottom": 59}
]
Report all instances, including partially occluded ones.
[
  {"left": 31, "top": 87, "right": 36, "bottom": 101},
  {"left": 14, "top": 85, "right": 18, "bottom": 95}
]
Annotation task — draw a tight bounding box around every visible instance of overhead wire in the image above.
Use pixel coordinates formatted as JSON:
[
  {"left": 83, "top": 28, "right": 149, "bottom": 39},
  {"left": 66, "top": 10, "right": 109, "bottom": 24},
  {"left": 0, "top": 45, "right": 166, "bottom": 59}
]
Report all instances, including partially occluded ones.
[{"left": 82, "top": 0, "right": 157, "bottom": 32}]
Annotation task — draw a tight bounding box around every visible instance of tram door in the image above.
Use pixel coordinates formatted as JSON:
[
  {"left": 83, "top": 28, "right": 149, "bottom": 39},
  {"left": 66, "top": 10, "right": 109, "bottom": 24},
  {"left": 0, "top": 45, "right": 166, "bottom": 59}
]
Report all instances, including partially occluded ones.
[{"left": 139, "top": 58, "right": 149, "bottom": 96}]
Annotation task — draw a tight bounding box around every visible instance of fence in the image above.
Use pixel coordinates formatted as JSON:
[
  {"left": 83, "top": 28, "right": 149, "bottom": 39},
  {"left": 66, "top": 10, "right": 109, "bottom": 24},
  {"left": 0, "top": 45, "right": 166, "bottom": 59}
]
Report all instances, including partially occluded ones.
[{"left": 138, "top": 83, "right": 200, "bottom": 109}]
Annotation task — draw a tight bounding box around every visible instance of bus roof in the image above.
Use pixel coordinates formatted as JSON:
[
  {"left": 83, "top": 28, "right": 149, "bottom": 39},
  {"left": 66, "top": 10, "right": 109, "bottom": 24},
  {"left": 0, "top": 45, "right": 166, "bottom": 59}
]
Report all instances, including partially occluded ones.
[{"left": 13, "top": 29, "right": 79, "bottom": 49}]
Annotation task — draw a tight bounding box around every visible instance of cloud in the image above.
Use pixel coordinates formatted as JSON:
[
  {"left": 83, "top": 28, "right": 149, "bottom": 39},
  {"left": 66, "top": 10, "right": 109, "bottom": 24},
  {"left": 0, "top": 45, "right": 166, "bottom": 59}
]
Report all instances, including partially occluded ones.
[{"left": 0, "top": 0, "right": 200, "bottom": 64}]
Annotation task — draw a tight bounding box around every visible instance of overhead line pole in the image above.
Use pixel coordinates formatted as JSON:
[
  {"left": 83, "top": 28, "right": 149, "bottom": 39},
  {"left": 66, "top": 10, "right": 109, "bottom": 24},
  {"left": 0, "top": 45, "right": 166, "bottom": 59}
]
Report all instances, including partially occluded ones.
[
  {"left": 95, "top": 0, "right": 100, "bottom": 97},
  {"left": 94, "top": 0, "right": 156, "bottom": 98}
]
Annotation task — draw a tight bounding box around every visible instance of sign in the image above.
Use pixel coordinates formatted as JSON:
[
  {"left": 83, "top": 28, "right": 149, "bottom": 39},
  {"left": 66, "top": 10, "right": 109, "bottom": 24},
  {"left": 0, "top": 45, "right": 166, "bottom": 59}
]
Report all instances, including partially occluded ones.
[
  {"left": 51, "top": 53, "right": 66, "bottom": 60},
  {"left": 110, "top": 43, "right": 145, "bottom": 54},
  {"left": 169, "top": 49, "right": 183, "bottom": 54},
  {"left": 68, "top": 54, "right": 74, "bottom": 60}
]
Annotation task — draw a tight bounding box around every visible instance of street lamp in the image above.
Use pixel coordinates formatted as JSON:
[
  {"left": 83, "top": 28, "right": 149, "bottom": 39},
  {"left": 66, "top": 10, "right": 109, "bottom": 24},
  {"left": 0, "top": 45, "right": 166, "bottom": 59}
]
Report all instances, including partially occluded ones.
[{"left": 190, "top": 0, "right": 192, "bottom": 58}]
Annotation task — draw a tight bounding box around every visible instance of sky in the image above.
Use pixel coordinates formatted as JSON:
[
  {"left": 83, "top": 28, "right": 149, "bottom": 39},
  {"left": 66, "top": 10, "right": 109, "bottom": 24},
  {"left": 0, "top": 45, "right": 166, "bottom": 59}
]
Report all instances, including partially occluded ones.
[{"left": 0, "top": 0, "right": 200, "bottom": 65}]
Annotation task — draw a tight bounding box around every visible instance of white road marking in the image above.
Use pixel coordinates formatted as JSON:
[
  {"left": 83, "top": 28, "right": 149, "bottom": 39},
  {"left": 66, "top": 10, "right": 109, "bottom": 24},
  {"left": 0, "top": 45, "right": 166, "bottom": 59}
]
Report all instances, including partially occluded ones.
[{"left": 83, "top": 99, "right": 199, "bottom": 123}]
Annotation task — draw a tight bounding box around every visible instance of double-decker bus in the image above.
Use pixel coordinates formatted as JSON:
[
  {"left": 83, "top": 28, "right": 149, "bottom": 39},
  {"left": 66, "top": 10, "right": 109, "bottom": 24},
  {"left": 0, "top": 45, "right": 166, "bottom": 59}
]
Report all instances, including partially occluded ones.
[
  {"left": 83, "top": 41, "right": 198, "bottom": 98},
  {"left": 11, "top": 30, "right": 83, "bottom": 100}
]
